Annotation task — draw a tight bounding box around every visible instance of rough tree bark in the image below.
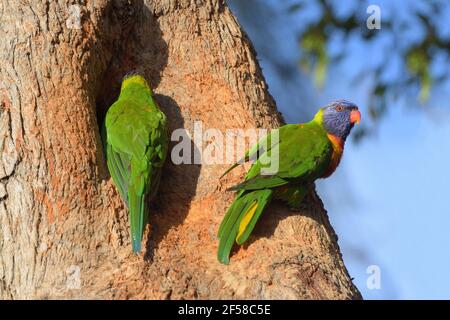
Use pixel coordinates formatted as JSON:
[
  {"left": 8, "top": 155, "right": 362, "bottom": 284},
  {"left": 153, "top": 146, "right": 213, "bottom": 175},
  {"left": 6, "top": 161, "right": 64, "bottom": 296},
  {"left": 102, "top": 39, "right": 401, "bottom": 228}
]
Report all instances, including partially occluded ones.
[{"left": 0, "top": 0, "right": 361, "bottom": 299}]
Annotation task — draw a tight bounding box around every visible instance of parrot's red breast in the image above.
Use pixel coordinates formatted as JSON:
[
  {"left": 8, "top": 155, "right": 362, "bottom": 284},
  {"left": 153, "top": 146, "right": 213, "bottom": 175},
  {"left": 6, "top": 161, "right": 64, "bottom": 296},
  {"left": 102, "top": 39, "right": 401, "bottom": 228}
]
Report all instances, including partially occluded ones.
[{"left": 322, "top": 134, "right": 344, "bottom": 178}]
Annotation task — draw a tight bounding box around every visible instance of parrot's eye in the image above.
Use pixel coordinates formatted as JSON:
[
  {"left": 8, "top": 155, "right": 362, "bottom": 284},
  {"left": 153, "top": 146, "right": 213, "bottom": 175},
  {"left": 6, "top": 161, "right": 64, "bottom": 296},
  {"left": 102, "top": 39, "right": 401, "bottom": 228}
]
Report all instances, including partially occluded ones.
[{"left": 335, "top": 105, "right": 344, "bottom": 112}]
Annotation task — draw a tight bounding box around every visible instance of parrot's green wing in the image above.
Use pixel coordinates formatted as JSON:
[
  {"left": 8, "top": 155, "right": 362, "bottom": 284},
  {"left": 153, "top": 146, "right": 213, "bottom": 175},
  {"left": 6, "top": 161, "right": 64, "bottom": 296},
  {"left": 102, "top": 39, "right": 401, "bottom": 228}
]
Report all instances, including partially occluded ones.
[
  {"left": 102, "top": 122, "right": 132, "bottom": 204},
  {"left": 104, "top": 77, "right": 168, "bottom": 253},
  {"left": 107, "top": 141, "right": 132, "bottom": 205},
  {"left": 220, "top": 131, "right": 278, "bottom": 178},
  {"left": 229, "top": 123, "right": 332, "bottom": 191}
]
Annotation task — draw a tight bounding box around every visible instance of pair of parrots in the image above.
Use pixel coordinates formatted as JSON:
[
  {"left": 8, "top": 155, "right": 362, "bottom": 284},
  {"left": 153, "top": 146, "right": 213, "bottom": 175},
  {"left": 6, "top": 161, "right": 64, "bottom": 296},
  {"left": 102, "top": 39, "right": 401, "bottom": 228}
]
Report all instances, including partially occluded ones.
[{"left": 103, "top": 74, "right": 361, "bottom": 263}]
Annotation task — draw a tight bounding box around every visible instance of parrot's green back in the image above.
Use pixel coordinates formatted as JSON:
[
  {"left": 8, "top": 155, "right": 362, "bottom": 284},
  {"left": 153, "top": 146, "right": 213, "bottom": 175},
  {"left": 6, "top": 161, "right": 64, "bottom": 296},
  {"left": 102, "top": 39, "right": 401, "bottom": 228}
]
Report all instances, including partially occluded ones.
[
  {"left": 103, "top": 75, "right": 168, "bottom": 253},
  {"left": 217, "top": 116, "right": 334, "bottom": 264}
]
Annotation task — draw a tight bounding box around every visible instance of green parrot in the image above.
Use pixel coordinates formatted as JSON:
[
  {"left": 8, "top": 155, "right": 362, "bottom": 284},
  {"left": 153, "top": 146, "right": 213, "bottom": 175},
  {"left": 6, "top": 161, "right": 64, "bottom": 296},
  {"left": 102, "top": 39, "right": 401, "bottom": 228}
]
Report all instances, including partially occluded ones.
[
  {"left": 102, "top": 73, "right": 168, "bottom": 253},
  {"left": 218, "top": 100, "right": 361, "bottom": 264}
]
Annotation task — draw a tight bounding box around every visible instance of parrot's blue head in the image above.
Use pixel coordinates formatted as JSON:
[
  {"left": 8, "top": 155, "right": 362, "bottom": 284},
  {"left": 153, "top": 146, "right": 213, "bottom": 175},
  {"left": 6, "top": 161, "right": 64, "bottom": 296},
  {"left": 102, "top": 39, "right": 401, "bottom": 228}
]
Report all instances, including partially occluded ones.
[{"left": 320, "top": 100, "right": 361, "bottom": 141}]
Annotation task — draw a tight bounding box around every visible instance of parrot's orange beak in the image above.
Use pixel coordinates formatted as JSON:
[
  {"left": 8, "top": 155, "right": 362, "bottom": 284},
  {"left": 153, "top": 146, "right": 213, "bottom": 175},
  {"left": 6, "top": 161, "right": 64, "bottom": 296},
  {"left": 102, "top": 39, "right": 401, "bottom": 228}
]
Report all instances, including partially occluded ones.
[{"left": 350, "top": 110, "right": 361, "bottom": 125}]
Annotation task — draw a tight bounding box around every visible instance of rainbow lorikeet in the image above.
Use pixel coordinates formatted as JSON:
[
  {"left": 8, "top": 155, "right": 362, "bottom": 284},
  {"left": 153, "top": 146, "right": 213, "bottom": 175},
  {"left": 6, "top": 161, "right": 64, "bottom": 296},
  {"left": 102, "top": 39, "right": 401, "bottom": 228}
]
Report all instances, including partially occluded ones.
[
  {"left": 218, "top": 100, "right": 361, "bottom": 264},
  {"left": 102, "top": 74, "right": 168, "bottom": 253}
]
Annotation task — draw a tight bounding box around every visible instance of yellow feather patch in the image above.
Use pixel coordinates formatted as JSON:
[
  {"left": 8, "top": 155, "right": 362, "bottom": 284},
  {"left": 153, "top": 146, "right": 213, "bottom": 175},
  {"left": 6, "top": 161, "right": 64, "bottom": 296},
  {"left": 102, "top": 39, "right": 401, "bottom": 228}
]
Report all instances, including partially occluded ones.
[
  {"left": 121, "top": 75, "right": 152, "bottom": 92},
  {"left": 237, "top": 201, "right": 258, "bottom": 241}
]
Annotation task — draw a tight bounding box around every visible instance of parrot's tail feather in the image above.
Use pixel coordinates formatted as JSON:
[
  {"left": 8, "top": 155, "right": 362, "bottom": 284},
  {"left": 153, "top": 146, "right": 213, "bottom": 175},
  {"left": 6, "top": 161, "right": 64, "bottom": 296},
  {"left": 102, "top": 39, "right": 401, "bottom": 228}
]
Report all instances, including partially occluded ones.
[
  {"left": 220, "top": 162, "right": 240, "bottom": 179},
  {"left": 236, "top": 201, "right": 258, "bottom": 244},
  {"left": 217, "top": 189, "right": 272, "bottom": 264},
  {"left": 128, "top": 177, "right": 146, "bottom": 254},
  {"left": 132, "top": 238, "right": 142, "bottom": 253}
]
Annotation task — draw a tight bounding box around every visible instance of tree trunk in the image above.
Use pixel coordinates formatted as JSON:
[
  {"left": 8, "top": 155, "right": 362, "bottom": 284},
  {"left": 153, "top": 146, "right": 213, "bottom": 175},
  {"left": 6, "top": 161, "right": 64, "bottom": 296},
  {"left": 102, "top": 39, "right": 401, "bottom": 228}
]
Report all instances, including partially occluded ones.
[{"left": 0, "top": 0, "right": 361, "bottom": 299}]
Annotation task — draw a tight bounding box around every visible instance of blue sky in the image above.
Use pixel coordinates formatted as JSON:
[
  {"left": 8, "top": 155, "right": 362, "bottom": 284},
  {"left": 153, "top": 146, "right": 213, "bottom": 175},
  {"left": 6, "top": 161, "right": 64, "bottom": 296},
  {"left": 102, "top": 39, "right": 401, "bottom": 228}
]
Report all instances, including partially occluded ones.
[
  {"left": 228, "top": 0, "right": 450, "bottom": 299},
  {"left": 320, "top": 74, "right": 450, "bottom": 299}
]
